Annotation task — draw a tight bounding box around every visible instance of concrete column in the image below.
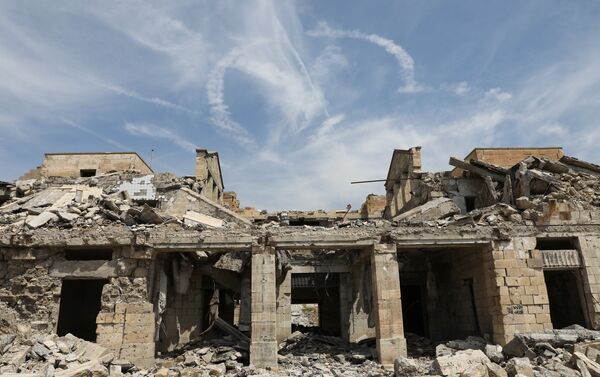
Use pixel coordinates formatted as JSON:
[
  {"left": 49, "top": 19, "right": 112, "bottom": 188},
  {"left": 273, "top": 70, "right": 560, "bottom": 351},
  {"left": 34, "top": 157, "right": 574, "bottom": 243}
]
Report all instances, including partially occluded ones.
[
  {"left": 371, "top": 243, "right": 407, "bottom": 368},
  {"left": 276, "top": 270, "right": 292, "bottom": 342},
  {"left": 249, "top": 245, "right": 278, "bottom": 369}
]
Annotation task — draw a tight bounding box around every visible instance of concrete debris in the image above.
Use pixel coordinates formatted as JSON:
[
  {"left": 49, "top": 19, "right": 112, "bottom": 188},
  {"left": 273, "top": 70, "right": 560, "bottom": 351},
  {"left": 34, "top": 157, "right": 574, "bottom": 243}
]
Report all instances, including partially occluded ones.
[
  {"left": 393, "top": 197, "right": 460, "bottom": 222},
  {"left": 183, "top": 210, "right": 224, "bottom": 228},
  {"left": 432, "top": 349, "right": 490, "bottom": 376},
  {"left": 0, "top": 333, "right": 112, "bottom": 375},
  {"left": 213, "top": 251, "right": 247, "bottom": 273},
  {"left": 0, "top": 172, "right": 248, "bottom": 231}
]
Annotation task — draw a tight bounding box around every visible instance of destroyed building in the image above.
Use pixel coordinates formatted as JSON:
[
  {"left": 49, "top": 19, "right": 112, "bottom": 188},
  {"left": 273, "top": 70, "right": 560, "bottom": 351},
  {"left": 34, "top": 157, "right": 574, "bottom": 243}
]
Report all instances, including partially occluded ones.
[{"left": 3, "top": 145, "right": 600, "bottom": 376}]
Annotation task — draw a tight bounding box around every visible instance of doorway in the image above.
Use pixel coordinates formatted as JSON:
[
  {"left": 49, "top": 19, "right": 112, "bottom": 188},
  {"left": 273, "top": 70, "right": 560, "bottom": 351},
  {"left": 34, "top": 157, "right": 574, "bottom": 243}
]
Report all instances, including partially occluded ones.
[
  {"left": 544, "top": 270, "right": 586, "bottom": 329},
  {"left": 56, "top": 279, "right": 107, "bottom": 341}
]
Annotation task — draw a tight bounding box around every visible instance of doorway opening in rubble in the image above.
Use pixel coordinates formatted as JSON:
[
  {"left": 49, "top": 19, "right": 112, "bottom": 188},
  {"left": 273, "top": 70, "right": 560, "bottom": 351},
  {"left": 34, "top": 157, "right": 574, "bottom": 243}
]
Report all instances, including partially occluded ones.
[
  {"left": 291, "top": 273, "right": 340, "bottom": 335},
  {"left": 291, "top": 303, "right": 320, "bottom": 328},
  {"left": 544, "top": 269, "right": 587, "bottom": 329},
  {"left": 79, "top": 169, "right": 97, "bottom": 177},
  {"left": 400, "top": 283, "right": 427, "bottom": 337},
  {"left": 464, "top": 196, "right": 476, "bottom": 212},
  {"left": 56, "top": 279, "right": 107, "bottom": 342}
]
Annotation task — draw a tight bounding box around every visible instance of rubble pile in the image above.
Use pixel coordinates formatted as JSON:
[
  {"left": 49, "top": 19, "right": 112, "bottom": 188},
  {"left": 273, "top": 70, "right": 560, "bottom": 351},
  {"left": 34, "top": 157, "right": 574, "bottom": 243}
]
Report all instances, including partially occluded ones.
[
  {"left": 6, "top": 327, "right": 600, "bottom": 376},
  {"left": 0, "top": 333, "right": 113, "bottom": 376},
  {"left": 395, "top": 154, "right": 600, "bottom": 227},
  {"left": 0, "top": 172, "right": 241, "bottom": 232},
  {"left": 145, "top": 335, "right": 248, "bottom": 377}
]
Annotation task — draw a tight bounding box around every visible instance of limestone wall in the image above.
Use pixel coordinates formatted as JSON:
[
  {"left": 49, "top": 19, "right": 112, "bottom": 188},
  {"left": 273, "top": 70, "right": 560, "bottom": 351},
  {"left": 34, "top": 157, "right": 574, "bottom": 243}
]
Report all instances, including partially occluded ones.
[
  {"left": 490, "top": 237, "right": 553, "bottom": 345},
  {"left": 39, "top": 153, "right": 152, "bottom": 178},
  {"left": 0, "top": 247, "right": 156, "bottom": 368}
]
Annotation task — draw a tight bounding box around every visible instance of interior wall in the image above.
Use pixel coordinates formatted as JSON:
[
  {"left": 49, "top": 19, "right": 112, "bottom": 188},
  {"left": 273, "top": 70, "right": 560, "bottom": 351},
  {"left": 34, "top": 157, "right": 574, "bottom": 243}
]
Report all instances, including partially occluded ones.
[
  {"left": 158, "top": 259, "right": 204, "bottom": 352},
  {"left": 426, "top": 247, "right": 494, "bottom": 341}
]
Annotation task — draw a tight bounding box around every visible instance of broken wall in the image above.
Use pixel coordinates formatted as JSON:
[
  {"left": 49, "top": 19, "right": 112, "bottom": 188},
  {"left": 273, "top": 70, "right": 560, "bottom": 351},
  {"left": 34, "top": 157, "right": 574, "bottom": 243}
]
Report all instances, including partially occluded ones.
[
  {"left": 0, "top": 246, "right": 156, "bottom": 368},
  {"left": 36, "top": 153, "right": 153, "bottom": 178},
  {"left": 195, "top": 150, "right": 223, "bottom": 204}
]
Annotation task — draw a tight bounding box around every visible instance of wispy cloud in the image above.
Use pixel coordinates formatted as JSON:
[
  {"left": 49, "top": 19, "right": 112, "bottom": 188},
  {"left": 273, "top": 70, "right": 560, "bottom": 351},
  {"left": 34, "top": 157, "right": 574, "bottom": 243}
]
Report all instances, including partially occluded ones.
[
  {"left": 90, "top": 79, "right": 195, "bottom": 113},
  {"left": 124, "top": 122, "right": 197, "bottom": 152},
  {"left": 62, "top": 119, "right": 131, "bottom": 150},
  {"left": 485, "top": 87, "right": 512, "bottom": 102},
  {"left": 307, "top": 21, "right": 423, "bottom": 93}
]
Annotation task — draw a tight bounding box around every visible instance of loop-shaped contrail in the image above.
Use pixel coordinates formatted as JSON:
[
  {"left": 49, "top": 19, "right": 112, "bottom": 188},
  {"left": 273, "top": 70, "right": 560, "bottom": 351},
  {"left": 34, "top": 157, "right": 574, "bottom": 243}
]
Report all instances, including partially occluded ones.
[{"left": 307, "top": 21, "right": 422, "bottom": 93}]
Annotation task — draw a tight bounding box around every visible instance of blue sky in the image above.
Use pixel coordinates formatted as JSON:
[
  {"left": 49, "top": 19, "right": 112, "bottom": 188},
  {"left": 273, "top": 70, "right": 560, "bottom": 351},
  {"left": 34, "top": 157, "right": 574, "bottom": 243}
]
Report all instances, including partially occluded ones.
[{"left": 2, "top": 1, "right": 600, "bottom": 210}]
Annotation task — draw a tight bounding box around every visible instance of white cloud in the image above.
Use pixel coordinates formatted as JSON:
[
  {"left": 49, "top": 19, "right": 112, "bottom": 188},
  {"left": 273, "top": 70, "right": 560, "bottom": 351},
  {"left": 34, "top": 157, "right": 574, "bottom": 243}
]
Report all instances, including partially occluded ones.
[
  {"left": 124, "top": 122, "right": 196, "bottom": 152},
  {"left": 485, "top": 87, "right": 512, "bottom": 102},
  {"left": 453, "top": 81, "right": 470, "bottom": 96},
  {"left": 307, "top": 21, "right": 423, "bottom": 93}
]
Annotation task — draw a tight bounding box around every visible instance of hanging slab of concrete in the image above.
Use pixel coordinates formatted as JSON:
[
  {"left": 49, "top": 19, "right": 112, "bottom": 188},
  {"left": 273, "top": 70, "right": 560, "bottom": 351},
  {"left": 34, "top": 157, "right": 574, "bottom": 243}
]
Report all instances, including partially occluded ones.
[
  {"left": 183, "top": 210, "right": 224, "bottom": 228},
  {"left": 393, "top": 197, "right": 460, "bottom": 222}
]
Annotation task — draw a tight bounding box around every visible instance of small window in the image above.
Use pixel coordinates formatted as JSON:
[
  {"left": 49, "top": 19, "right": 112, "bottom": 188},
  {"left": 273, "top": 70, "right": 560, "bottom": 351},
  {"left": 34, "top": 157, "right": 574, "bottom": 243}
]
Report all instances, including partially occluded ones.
[
  {"left": 536, "top": 238, "right": 576, "bottom": 250},
  {"left": 80, "top": 169, "right": 97, "bottom": 177},
  {"left": 465, "top": 196, "right": 476, "bottom": 212},
  {"left": 65, "top": 249, "right": 113, "bottom": 261}
]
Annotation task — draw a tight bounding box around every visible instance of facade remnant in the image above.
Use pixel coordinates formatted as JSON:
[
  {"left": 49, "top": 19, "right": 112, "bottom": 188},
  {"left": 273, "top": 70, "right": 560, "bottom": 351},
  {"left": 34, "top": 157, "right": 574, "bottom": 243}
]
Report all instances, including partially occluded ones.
[
  {"left": 20, "top": 152, "right": 153, "bottom": 179},
  {"left": 3, "top": 146, "right": 600, "bottom": 376}
]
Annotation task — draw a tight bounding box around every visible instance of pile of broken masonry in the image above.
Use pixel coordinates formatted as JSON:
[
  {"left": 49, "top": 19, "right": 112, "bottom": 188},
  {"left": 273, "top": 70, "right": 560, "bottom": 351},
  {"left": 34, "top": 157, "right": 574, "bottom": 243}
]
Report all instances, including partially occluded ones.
[
  {"left": 394, "top": 154, "right": 600, "bottom": 228},
  {"left": 0, "top": 172, "right": 246, "bottom": 233},
  {"left": 6, "top": 325, "right": 600, "bottom": 376}
]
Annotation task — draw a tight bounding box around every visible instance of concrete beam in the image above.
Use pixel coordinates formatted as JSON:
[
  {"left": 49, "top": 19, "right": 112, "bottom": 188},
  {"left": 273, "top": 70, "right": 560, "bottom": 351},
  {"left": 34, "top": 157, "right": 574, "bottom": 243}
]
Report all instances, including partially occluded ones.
[
  {"left": 50, "top": 260, "right": 121, "bottom": 278},
  {"left": 268, "top": 234, "right": 377, "bottom": 250},
  {"left": 290, "top": 264, "right": 350, "bottom": 273}
]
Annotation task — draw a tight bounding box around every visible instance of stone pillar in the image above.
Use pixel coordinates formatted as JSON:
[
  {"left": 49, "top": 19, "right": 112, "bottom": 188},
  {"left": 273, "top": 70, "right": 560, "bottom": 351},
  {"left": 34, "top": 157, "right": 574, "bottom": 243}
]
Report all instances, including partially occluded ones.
[
  {"left": 577, "top": 236, "right": 600, "bottom": 329},
  {"left": 276, "top": 270, "right": 292, "bottom": 342},
  {"left": 249, "top": 245, "right": 278, "bottom": 369},
  {"left": 371, "top": 243, "right": 406, "bottom": 368}
]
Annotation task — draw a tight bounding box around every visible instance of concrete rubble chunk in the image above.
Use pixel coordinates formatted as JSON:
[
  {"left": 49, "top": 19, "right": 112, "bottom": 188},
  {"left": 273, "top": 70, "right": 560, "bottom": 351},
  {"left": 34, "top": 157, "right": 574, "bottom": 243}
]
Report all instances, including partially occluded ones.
[
  {"left": 432, "top": 349, "right": 490, "bottom": 376},
  {"left": 214, "top": 251, "right": 246, "bottom": 273},
  {"left": 486, "top": 362, "right": 508, "bottom": 377},
  {"left": 505, "top": 357, "right": 534, "bottom": 377},
  {"left": 183, "top": 210, "right": 224, "bottom": 228},
  {"left": 26, "top": 211, "right": 58, "bottom": 228},
  {"left": 485, "top": 344, "right": 504, "bottom": 363},
  {"left": 137, "top": 204, "right": 163, "bottom": 224},
  {"left": 394, "top": 356, "right": 419, "bottom": 376},
  {"left": 571, "top": 352, "right": 600, "bottom": 377},
  {"left": 393, "top": 197, "right": 460, "bottom": 222},
  {"left": 54, "top": 360, "right": 109, "bottom": 377}
]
